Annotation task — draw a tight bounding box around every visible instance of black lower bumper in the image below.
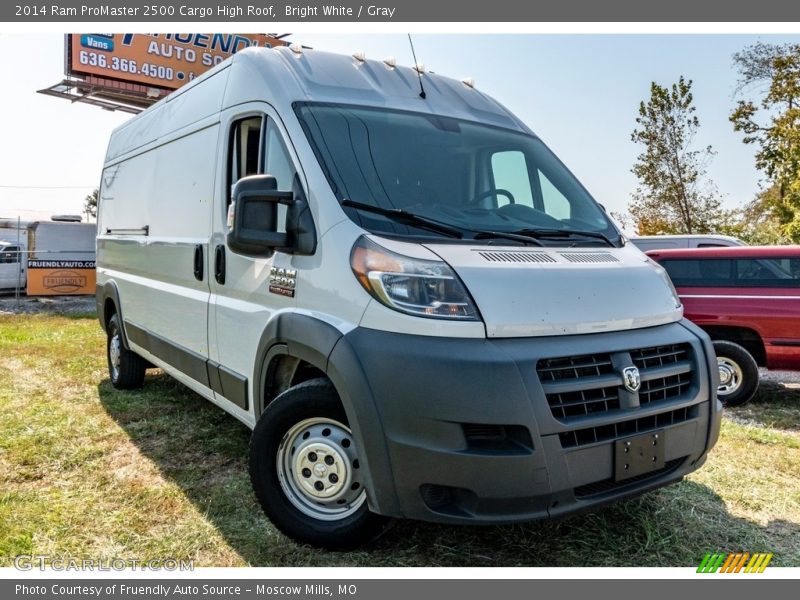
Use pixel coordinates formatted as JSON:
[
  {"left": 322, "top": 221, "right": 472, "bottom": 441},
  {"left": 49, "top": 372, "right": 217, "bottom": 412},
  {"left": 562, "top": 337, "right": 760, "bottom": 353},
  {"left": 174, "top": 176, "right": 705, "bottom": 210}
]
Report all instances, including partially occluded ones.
[{"left": 328, "top": 319, "right": 722, "bottom": 524}]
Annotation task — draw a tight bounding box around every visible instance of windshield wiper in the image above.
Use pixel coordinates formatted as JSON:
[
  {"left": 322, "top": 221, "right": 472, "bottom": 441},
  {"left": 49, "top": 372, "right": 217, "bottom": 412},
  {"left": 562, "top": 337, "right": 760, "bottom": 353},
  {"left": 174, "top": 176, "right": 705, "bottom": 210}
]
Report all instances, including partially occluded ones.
[
  {"left": 511, "top": 228, "right": 616, "bottom": 247},
  {"left": 341, "top": 199, "right": 463, "bottom": 239},
  {"left": 472, "top": 231, "right": 544, "bottom": 246},
  {"left": 341, "top": 199, "right": 548, "bottom": 247}
]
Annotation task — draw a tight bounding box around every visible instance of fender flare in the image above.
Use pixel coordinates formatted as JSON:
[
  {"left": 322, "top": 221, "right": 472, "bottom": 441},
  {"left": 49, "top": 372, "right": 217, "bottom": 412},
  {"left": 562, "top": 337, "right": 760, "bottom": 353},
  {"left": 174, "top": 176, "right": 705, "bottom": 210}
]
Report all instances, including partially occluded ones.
[
  {"left": 253, "top": 313, "right": 401, "bottom": 517},
  {"left": 96, "top": 281, "right": 131, "bottom": 349}
]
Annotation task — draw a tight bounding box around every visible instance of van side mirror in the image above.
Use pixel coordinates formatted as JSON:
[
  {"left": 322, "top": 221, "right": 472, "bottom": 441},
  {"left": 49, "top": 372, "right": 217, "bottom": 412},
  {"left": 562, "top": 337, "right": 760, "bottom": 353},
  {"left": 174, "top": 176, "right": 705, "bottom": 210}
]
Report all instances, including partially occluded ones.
[{"left": 227, "top": 175, "right": 293, "bottom": 257}]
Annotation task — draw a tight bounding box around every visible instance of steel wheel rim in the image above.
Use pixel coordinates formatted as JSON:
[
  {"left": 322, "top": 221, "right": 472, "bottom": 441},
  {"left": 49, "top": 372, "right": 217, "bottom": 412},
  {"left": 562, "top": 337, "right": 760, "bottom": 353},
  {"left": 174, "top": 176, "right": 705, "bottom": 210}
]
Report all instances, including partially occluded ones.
[
  {"left": 717, "top": 357, "right": 743, "bottom": 396},
  {"left": 277, "top": 417, "right": 366, "bottom": 520},
  {"left": 109, "top": 332, "right": 121, "bottom": 380}
]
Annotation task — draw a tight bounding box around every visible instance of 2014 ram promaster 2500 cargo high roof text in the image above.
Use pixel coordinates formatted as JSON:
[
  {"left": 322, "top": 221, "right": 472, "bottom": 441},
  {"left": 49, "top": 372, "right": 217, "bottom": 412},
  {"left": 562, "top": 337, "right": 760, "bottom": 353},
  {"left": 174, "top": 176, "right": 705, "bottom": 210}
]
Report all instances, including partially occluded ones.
[{"left": 95, "top": 46, "right": 722, "bottom": 549}]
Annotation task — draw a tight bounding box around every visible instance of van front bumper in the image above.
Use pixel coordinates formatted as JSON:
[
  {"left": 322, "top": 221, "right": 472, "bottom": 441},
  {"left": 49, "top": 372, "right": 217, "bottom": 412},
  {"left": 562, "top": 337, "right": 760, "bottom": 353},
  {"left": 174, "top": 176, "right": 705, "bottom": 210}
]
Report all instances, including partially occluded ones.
[{"left": 327, "top": 319, "right": 722, "bottom": 524}]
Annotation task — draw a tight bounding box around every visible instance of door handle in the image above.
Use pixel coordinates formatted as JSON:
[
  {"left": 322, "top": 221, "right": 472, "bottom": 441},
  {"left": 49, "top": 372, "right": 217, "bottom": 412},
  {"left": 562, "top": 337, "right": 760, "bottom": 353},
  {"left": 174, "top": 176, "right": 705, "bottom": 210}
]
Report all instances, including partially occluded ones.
[
  {"left": 214, "top": 245, "right": 226, "bottom": 285},
  {"left": 193, "top": 244, "right": 204, "bottom": 281}
]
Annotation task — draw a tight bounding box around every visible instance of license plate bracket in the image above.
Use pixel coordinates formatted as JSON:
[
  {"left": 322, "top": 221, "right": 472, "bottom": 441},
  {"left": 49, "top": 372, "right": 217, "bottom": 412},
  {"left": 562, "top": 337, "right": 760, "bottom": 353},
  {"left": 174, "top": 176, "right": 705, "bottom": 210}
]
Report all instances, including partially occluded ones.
[{"left": 614, "top": 430, "right": 665, "bottom": 481}]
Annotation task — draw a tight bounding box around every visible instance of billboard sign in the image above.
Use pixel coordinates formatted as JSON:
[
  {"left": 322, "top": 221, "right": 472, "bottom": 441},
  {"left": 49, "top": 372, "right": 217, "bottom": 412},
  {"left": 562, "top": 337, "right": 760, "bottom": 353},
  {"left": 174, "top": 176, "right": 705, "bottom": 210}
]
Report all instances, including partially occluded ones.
[{"left": 67, "top": 33, "right": 286, "bottom": 89}]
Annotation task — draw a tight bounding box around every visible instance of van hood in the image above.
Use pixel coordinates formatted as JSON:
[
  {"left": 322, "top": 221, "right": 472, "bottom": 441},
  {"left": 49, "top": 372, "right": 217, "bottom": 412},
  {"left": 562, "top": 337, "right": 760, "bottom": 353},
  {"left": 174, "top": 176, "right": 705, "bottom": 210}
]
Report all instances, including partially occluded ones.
[{"left": 424, "top": 243, "right": 683, "bottom": 338}]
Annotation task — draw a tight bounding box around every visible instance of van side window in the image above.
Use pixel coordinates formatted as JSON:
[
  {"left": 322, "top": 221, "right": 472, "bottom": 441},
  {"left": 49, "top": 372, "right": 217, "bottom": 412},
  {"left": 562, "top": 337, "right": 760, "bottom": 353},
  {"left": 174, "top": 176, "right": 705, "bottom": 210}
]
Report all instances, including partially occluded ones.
[
  {"left": 228, "top": 116, "right": 264, "bottom": 205},
  {"left": 0, "top": 246, "right": 20, "bottom": 264},
  {"left": 489, "top": 151, "right": 572, "bottom": 220},
  {"left": 490, "top": 151, "right": 534, "bottom": 207},
  {"left": 264, "top": 120, "right": 296, "bottom": 191},
  {"left": 264, "top": 120, "right": 297, "bottom": 233},
  {"left": 538, "top": 169, "right": 571, "bottom": 220}
]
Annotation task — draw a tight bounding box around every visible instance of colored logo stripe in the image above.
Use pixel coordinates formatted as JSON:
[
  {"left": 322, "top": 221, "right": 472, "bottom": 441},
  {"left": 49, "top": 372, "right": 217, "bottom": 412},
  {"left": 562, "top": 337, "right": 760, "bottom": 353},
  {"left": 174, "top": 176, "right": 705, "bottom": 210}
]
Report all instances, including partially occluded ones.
[
  {"left": 697, "top": 552, "right": 773, "bottom": 573},
  {"left": 697, "top": 553, "right": 725, "bottom": 573},
  {"left": 720, "top": 553, "right": 735, "bottom": 573},
  {"left": 745, "top": 553, "right": 773, "bottom": 573}
]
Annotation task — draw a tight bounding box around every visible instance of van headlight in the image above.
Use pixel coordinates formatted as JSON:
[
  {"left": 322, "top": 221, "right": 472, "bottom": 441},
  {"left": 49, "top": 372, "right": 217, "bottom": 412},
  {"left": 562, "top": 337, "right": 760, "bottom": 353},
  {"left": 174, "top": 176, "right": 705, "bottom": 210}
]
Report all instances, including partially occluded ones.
[{"left": 350, "top": 236, "right": 480, "bottom": 320}]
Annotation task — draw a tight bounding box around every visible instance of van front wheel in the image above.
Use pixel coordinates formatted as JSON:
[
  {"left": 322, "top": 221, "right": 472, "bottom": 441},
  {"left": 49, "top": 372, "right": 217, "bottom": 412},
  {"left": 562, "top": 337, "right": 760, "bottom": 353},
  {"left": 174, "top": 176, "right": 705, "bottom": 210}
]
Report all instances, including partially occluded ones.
[
  {"left": 249, "top": 378, "right": 389, "bottom": 549},
  {"left": 713, "top": 340, "right": 759, "bottom": 407},
  {"left": 106, "top": 313, "right": 146, "bottom": 389}
]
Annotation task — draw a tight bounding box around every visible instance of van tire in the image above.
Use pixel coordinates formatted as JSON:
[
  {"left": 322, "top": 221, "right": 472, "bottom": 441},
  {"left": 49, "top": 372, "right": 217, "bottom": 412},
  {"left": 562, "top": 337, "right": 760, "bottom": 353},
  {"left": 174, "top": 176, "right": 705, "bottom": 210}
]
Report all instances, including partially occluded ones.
[
  {"left": 249, "top": 378, "right": 389, "bottom": 549},
  {"left": 713, "top": 340, "right": 759, "bottom": 407},
  {"left": 107, "top": 313, "right": 146, "bottom": 389}
]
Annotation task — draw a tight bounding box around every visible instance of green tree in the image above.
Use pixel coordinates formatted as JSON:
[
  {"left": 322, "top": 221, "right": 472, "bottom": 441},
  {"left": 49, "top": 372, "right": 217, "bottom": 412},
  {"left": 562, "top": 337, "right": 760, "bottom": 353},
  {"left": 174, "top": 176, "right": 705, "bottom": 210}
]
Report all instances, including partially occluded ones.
[
  {"left": 84, "top": 188, "right": 98, "bottom": 218},
  {"left": 721, "top": 184, "right": 791, "bottom": 245},
  {"left": 730, "top": 43, "right": 800, "bottom": 241},
  {"left": 629, "top": 77, "right": 723, "bottom": 235}
]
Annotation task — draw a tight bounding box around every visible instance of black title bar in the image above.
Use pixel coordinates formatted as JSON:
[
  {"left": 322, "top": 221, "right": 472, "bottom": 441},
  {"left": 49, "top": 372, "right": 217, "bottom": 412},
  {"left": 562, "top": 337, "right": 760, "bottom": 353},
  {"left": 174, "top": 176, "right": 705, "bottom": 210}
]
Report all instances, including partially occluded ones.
[{"left": 4, "top": 0, "right": 800, "bottom": 22}]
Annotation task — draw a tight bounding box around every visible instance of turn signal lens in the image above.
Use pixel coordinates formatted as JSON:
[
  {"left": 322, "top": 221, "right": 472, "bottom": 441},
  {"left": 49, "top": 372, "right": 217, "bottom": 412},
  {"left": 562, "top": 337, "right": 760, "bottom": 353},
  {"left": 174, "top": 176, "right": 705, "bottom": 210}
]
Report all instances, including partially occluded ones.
[{"left": 350, "top": 236, "right": 479, "bottom": 320}]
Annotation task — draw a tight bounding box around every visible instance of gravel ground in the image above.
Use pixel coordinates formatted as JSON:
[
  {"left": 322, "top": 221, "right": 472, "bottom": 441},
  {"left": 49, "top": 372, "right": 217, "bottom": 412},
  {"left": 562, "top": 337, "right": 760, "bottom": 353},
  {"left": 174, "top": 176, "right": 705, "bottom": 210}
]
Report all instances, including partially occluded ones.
[
  {"left": 0, "top": 294, "right": 96, "bottom": 315},
  {"left": 761, "top": 368, "right": 800, "bottom": 386}
]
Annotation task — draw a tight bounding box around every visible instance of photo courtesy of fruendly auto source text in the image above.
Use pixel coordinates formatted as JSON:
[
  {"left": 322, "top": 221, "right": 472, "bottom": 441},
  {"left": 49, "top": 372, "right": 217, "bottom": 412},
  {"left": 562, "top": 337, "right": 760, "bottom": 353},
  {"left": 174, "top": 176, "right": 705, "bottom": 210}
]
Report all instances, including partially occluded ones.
[{"left": 0, "top": 0, "right": 798, "bottom": 597}]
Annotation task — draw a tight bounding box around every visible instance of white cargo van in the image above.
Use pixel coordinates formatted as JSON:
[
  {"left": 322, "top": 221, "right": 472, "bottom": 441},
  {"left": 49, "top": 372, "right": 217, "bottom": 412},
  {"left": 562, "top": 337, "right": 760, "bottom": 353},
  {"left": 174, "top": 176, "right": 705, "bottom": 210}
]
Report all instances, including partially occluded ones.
[{"left": 97, "top": 47, "right": 722, "bottom": 549}]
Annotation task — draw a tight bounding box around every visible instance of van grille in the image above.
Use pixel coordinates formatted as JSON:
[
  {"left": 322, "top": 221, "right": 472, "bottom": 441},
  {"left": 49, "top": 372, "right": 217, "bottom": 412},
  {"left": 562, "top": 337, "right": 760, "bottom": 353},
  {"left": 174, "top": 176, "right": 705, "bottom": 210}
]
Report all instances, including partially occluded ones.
[
  {"left": 631, "top": 344, "right": 689, "bottom": 369},
  {"left": 633, "top": 345, "right": 693, "bottom": 405},
  {"left": 537, "top": 343, "right": 694, "bottom": 423},
  {"left": 558, "top": 406, "right": 697, "bottom": 449}
]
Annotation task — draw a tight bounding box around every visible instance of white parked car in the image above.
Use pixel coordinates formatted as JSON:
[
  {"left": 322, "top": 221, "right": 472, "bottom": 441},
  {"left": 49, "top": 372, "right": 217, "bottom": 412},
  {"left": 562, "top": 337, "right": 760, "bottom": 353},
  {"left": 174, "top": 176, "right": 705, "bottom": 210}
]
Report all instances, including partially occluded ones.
[
  {"left": 630, "top": 234, "right": 745, "bottom": 252},
  {"left": 96, "top": 47, "right": 722, "bottom": 549},
  {"left": 0, "top": 240, "right": 25, "bottom": 290}
]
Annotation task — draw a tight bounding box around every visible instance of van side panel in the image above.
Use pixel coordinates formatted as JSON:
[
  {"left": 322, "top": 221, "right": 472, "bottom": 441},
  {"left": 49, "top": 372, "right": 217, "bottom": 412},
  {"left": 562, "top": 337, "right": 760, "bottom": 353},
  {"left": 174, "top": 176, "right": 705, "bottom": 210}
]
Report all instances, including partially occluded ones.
[
  {"left": 98, "top": 124, "right": 218, "bottom": 380},
  {"left": 104, "top": 66, "right": 230, "bottom": 163}
]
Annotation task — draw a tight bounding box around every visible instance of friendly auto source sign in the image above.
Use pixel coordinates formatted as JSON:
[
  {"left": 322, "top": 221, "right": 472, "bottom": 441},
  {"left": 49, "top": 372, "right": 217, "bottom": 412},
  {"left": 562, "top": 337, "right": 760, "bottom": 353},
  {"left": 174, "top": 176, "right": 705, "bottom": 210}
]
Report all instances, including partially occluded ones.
[
  {"left": 27, "top": 260, "right": 96, "bottom": 296},
  {"left": 68, "top": 33, "right": 286, "bottom": 89}
]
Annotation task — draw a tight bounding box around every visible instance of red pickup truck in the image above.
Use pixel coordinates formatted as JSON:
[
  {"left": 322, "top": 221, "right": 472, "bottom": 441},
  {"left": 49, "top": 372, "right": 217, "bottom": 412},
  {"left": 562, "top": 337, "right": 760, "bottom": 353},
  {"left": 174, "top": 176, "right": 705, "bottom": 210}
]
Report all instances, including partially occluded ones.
[{"left": 648, "top": 246, "right": 800, "bottom": 406}]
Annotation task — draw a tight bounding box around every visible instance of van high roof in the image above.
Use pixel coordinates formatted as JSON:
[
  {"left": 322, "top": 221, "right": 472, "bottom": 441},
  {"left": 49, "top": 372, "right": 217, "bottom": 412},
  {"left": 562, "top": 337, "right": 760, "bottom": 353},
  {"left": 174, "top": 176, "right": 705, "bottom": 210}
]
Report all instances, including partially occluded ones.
[{"left": 105, "top": 46, "right": 530, "bottom": 163}]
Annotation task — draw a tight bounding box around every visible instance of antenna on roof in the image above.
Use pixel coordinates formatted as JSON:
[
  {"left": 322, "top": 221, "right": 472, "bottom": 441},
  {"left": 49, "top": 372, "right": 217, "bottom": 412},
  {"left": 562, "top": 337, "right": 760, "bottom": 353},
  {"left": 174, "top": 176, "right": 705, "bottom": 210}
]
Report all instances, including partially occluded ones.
[{"left": 407, "top": 34, "right": 426, "bottom": 100}]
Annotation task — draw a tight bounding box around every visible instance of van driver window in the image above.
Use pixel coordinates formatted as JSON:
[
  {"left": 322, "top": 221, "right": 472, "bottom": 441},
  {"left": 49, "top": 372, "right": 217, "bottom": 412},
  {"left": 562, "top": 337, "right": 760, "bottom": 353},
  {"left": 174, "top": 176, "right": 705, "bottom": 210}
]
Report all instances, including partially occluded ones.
[
  {"left": 490, "top": 150, "right": 534, "bottom": 207},
  {"left": 228, "top": 116, "right": 264, "bottom": 205},
  {"left": 264, "top": 121, "right": 297, "bottom": 233},
  {"left": 264, "top": 121, "right": 296, "bottom": 191}
]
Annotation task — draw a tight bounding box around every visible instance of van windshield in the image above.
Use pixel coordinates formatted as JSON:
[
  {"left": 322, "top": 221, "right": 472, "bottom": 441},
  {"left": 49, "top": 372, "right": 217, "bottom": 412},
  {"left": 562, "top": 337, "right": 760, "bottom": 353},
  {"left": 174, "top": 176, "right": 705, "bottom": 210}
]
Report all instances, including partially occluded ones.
[{"left": 295, "top": 102, "right": 618, "bottom": 245}]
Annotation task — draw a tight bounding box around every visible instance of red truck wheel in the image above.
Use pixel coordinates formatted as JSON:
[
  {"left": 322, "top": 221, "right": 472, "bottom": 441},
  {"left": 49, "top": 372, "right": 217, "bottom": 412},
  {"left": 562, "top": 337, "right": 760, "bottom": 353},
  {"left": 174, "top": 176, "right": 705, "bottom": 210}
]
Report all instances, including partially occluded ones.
[{"left": 713, "top": 340, "right": 759, "bottom": 407}]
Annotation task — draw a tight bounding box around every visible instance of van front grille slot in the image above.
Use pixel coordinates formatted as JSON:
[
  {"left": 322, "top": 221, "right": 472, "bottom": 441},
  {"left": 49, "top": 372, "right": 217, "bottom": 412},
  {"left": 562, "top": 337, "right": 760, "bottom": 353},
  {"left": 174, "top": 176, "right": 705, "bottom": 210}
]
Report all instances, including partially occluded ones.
[
  {"left": 537, "top": 344, "right": 694, "bottom": 424},
  {"left": 557, "top": 406, "right": 697, "bottom": 449}
]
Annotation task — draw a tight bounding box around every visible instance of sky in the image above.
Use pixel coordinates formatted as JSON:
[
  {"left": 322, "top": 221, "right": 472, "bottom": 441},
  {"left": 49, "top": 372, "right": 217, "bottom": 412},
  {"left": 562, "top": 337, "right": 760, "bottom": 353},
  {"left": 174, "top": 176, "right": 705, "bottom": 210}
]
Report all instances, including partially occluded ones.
[{"left": 1, "top": 33, "right": 798, "bottom": 225}]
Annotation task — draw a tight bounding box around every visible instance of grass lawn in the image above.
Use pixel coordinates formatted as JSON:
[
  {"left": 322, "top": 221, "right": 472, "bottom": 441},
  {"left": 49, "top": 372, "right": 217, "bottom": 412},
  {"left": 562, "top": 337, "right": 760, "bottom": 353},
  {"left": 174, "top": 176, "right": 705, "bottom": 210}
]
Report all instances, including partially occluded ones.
[{"left": 1, "top": 312, "right": 798, "bottom": 567}]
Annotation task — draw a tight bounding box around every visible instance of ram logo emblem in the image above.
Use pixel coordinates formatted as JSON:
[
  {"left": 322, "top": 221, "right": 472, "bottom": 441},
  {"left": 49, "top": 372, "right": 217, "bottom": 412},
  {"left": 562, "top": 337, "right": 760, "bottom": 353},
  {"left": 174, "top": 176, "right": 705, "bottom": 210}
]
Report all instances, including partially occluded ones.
[{"left": 622, "top": 366, "right": 641, "bottom": 393}]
